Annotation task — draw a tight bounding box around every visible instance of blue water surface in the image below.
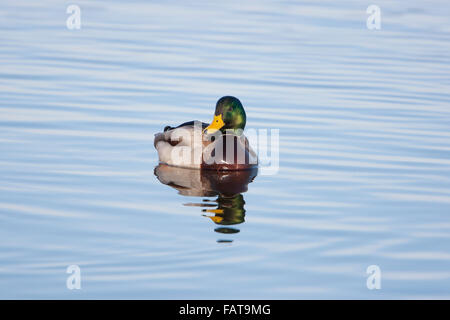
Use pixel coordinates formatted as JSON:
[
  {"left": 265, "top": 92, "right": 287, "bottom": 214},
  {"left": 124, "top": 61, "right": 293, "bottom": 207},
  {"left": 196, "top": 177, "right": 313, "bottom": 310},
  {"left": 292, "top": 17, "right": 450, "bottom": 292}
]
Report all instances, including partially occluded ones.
[{"left": 1, "top": 0, "right": 450, "bottom": 299}]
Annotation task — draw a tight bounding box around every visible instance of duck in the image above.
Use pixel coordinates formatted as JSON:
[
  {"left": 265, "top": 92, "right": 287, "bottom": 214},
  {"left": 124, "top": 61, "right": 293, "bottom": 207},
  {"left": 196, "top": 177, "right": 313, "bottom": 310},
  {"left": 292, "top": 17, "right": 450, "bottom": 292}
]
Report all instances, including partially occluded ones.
[{"left": 154, "top": 96, "right": 257, "bottom": 170}]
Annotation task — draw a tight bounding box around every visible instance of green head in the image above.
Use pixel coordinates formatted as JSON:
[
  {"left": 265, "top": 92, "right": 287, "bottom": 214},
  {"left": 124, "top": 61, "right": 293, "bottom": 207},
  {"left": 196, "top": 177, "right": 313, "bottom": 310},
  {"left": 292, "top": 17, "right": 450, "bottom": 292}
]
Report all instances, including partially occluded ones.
[{"left": 205, "top": 96, "right": 246, "bottom": 134}]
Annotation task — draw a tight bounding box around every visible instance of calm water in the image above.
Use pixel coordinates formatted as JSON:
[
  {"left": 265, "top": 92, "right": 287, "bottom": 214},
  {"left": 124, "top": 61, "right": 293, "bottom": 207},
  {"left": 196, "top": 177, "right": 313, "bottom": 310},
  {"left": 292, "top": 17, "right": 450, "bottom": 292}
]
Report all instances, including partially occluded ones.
[{"left": 1, "top": 0, "right": 450, "bottom": 299}]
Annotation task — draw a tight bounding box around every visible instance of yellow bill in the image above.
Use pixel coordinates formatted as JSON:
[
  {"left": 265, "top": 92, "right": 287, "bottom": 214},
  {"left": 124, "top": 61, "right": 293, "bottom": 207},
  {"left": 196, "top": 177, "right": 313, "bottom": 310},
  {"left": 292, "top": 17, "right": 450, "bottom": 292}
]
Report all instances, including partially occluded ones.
[{"left": 204, "top": 114, "right": 225, "bottom": 134}]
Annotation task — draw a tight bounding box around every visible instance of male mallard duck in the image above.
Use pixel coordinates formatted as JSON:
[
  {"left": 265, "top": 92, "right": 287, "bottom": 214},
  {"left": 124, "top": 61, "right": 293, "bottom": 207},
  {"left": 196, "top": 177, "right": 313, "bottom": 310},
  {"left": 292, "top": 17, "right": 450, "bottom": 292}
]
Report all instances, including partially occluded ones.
[{"left": 154, "top": 96, "right": 257, "bottom": 170}]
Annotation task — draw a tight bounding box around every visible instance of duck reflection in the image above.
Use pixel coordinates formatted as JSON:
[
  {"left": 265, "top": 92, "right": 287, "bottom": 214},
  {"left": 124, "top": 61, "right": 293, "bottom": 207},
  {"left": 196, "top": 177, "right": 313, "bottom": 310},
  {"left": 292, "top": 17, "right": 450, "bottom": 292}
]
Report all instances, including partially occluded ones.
[{"left": 154, "top": 164, "right": 257, "bottom": 242}]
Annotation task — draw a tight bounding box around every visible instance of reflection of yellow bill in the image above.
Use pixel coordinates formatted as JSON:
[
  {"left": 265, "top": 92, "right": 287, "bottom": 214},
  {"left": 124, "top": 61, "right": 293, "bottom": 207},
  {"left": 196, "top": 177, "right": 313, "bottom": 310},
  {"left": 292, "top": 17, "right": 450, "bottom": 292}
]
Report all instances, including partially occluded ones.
[
  {"left": 206, "top": 215, "right": 224, "bottom": 223},
  {"left": 204, "top": 114, "right": 225, "bottom": 134}
]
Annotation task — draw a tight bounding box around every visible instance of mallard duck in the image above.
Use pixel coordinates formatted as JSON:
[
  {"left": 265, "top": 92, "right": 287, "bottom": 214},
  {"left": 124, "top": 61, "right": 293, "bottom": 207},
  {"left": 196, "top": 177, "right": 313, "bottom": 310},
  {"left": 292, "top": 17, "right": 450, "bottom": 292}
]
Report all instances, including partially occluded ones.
[{"left": 154, "top": 96, "right": 257, "bottom": 170}]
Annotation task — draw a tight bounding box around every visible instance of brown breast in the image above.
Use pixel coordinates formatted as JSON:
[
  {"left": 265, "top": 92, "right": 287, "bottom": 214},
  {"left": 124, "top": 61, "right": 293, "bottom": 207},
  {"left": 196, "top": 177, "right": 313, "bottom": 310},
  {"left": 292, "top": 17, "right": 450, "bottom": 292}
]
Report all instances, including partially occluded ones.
[{"left": 201, "top": 134, "right": 258, "bottom": 171}]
